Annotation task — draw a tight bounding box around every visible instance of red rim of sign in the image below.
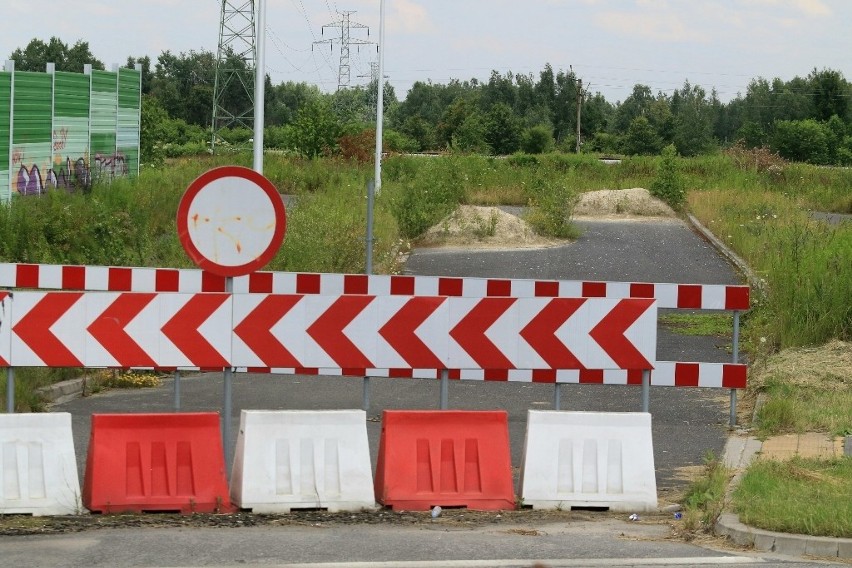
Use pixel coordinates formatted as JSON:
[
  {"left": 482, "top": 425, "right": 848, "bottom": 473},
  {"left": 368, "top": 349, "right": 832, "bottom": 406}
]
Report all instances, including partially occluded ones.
[{"left": 177, "top": 166, "right": 286, "bottom": 277}]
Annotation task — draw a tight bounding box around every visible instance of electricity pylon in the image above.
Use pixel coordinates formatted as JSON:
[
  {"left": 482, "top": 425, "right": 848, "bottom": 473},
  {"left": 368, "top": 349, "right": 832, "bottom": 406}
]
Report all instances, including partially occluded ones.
[
  {"left": 313, "top": 11, "right": 373, "bottom": 90},
  {"left": 211, "top": 0, "right": 256, "bottom": 153}
]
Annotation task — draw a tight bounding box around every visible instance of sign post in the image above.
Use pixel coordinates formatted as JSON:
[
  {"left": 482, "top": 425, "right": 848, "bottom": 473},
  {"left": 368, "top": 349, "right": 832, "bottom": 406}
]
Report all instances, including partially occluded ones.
[{"left": 177, "top": 165, "right": 286, "bottom": 453}]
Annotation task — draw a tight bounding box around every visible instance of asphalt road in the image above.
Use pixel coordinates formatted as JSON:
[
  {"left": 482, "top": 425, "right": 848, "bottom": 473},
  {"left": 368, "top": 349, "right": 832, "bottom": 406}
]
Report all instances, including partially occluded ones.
[{"left": 31, "top": 215, "right": 771, "bottom": 567}]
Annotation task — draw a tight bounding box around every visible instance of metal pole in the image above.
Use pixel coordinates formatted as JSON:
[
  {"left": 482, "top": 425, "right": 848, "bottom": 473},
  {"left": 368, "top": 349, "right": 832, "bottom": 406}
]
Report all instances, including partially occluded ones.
[
  {"left": 373, "top": 0, "right": 386, "bottom": 192},
  {"left": 6, "top": 368, "right": 14, "bottom": 413},
  {"left": 252, "top": 0, "right": 266, "bottom": 174},
  {"left": 641, "top": 369, "right": 650, "bottom": 413},
  {"left": 173, "top": 370, "right": 181, "bottom": 411},
  {"left": 439, "top": 369, "right": 448, "bottom": 409},
  {"left": 223, "top": 277, "right": 234, "bottom": 453},
  {"left": 730, "top": 310, "right": 740, "bottom": 427},
  {"left": 362, "top": 179, "right": 375, "bottom": 410},
  {"left": 553, "top": 383, "right": 561, "bottom": 410}
]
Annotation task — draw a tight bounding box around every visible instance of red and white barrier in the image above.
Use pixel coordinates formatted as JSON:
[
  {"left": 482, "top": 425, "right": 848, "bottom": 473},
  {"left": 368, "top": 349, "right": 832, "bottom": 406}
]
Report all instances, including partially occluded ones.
[
  {"left": 7, "top": 291, "right": 656, "bottom": 371},
  {"left": 236, "top": 361, "right": 747, "bottom": 389},
  {"left": 0, "top": 262, "right": 750, "bottom": 310}
]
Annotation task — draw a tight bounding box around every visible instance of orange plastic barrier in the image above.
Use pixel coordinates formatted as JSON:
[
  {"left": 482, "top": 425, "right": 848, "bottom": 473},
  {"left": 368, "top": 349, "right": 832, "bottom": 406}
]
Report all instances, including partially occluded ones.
[
  {"left": 83, "top": 413, "right": 233, "bottom": 514},
  {"left": 374, "top": 410, "right": 515, "bottom": 511}
]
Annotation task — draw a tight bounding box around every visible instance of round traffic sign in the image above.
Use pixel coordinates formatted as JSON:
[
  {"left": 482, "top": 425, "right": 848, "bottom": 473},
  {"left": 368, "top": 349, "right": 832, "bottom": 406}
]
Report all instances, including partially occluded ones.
[{"left": 177, "top": 166, "right": 286, "bottom": 277}]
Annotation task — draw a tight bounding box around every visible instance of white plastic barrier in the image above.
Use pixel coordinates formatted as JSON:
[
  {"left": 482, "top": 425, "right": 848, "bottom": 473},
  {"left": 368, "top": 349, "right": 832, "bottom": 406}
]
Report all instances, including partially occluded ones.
[
  {"left": 230, "top": 410, "right": 376, "bottom": 512},
  {"left": 520, "top": 411, "right": 657, "bottom": 512},
  {"left": 0, "top": 413, "right": 82, "bottom": 515}
]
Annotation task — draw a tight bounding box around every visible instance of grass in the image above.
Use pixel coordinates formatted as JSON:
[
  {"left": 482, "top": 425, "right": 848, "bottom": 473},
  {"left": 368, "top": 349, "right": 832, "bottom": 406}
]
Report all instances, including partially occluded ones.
[
  {"left": 733, "top": 458, "right": 852, "bottom": 538},
  {"left": 659, "top": 312, "right": 733, "bottom": 336},
  {"left": 679, "top": 453, "right": 731, "bottom": 534}
]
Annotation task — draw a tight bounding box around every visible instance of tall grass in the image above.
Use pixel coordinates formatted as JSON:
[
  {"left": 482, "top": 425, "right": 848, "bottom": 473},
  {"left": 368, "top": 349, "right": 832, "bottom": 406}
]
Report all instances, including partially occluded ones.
[{"left": 689, "top": 188, "right": 851, "bottom": 349}]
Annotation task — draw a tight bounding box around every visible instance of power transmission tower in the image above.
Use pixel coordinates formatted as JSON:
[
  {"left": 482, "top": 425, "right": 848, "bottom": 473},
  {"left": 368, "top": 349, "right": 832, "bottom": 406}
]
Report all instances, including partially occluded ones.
[
  {"left": 211, "top": 0, "right": 256, "bottom": 153},
  {"left": 313, "top": 11, "right": 373, "bottom": 90}
]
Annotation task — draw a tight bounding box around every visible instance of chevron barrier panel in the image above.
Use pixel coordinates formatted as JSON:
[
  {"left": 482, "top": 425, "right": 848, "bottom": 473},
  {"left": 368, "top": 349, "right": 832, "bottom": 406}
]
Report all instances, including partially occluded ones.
[
  {"left": 82, "top": 413, "right": 233, "bottom": 514},
  {"left": 0, "top": 413, "right": 82, "bottom": 515},
  {"left": 374, "top": 410, "right": 515, "bottom": 511},
  {"left": 519, "top": 411, "right": 657, "bottom": 512},
  {"left": 230, "top": 410, "right": 376, "bottom": 512},
  {"left": 0, "top": 262, "right": 750, "bottom": 310},
  {"left": 4, "top": 292, "right": 656, "bottom": 371}
]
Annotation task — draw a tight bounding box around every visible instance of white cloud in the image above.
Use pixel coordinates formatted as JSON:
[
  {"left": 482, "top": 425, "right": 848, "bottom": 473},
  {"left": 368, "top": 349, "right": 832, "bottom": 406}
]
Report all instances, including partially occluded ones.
[
  {"left": 388, "top": 0, "right": 434, "bottom": 34},
  {"left": 792, "top": 0, "right": 831, "bottom": 16}
]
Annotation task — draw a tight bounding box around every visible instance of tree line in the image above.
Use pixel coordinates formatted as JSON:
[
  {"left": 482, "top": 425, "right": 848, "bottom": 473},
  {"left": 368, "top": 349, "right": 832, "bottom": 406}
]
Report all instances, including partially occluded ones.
[{"left": 10, "top": 37, "right": 852, "bottom": 165}]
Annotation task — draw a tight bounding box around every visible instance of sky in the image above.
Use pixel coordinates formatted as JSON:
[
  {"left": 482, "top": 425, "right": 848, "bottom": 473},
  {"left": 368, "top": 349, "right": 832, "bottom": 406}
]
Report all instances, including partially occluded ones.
[{"left": 3, "top": 0, "right": 851, "bottom": 104}]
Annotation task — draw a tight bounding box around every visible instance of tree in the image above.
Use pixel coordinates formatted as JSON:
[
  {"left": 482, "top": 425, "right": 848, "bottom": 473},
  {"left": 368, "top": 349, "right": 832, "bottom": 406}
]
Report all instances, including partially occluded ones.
[
  {"left": 452, "top": 111, "right": 489, "bottom": 154},
  {"left": 622, "top": 116, "right": 662, "bottom": 155},
  {"left": 771, "top": 119, "right": 831, "bottom": 164},
  {"left": 9, "top": 37, "right": 104, "bottom": 72},
  {"left": 484, "top": 102, "right": 522, "bottom": 155},
  {"left": 139, "top": 95, "right": 169, "bottom": 165},
  {"left": 125, "top": 56, "right": 153, "bottom": 94},
  {"left": 808, "top": 68, "right": 848, "bottom": 122},
  {"left": 291, "top": 99, "right": 340, "bottom": 158},
  {"left": 672, "top": 81, "right": 714, "bottom": 157},
  {"left": 612, "top": 84, "right": 654, "bottom": 134}
]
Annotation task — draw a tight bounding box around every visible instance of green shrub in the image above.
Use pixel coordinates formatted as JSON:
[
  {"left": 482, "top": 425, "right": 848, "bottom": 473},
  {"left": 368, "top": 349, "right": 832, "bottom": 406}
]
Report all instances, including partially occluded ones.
[
  {"left": 523, "top": 175, "right": 579, "bottom": 239},
  {"left": 650, "top": 144, "right": 686, "bottom": 209}
]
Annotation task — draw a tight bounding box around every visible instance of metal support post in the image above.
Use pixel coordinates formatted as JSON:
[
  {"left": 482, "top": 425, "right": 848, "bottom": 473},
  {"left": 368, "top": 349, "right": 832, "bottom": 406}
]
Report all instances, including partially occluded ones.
[
  {"left": 553, "top": 383, "right": 562, "bottom": 410},
  {"left": 362, "top": 376, "right": 371, "bottom": 412},
  {"left": 439, "top": 369, "right": 449, "bottom": 409},
  {"left": 641, "top": 369, "right": 651, "bottom": 413},
  {"left": 730, "top": 310, "right": 740, "bottom": 427},
  {"left": 173, "top": 370, "right": 181, "bottom": 411},
  {"left": 223, "top": 277, "right": 234, "bottom": 454},
  {"left": 6, "top": 368, "right": 14, "bottom": 413},
  {"left": 363, "top": 179, "right": 375, "bottom": 411}
]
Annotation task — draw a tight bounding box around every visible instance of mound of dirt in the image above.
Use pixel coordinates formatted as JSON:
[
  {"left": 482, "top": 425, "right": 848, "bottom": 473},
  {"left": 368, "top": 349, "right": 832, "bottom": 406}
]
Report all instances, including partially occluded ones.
[
  {"left": 574, "top": 187, "right": 677, "bottom": 219},
  {"left": 417, "top": 205, "right": 562, "bottom": 250},
  {"left": 417, "top": 189, "right": 677, "bottom": 250},
  {"left": 749, "top": 340, "right": 852, "bottom": 391}
]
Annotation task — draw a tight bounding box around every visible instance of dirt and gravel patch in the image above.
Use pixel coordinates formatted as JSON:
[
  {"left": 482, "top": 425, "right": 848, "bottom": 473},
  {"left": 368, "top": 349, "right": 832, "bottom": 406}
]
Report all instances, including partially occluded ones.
[
  {"left": 0, "top": 508, "right": 679, "bottom": 536},
  {"left": 416, "top": 188, "right": 678, "bottom": 250}
]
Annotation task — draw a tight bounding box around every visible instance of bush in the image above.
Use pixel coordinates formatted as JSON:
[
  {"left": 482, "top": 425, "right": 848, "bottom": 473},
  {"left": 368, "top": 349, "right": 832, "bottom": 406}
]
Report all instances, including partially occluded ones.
[
  {"left": 650, "top": 145, "right": 686, "bottom": 210},
  {"left": 520, "top": 125, "right": 555, "bottom": 154},
  {"left": 523, "top": 175, "right": 579, "bottom": 239},
  {"left": 386, "top": 158, "right": 467, "bottom": 239}
]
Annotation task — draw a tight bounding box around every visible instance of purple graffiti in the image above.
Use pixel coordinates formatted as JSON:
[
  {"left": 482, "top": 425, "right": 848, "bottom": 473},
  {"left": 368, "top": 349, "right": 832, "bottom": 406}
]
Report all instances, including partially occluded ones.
[
  {"left": 92, "top": 152, "right": 128, "bottom": 180},
  {"left": 16, "top": 164, "right": 45, "bottom": 196},
  {"left": 48, "top": 158, "right": 92, "bottom": 190}
]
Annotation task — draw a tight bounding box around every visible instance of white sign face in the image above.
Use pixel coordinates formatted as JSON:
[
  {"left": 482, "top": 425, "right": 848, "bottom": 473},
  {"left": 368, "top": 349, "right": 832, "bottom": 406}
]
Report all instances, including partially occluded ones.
[{"left": 178, "top": 167, "right": 286, "bottom": 277}]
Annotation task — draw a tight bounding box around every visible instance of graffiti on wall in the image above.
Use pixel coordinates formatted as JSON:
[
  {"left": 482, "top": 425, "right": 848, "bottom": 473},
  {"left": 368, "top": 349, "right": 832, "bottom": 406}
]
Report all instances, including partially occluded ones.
[{"left": 15, "top": 156, "right": 100, "bottom": 195}]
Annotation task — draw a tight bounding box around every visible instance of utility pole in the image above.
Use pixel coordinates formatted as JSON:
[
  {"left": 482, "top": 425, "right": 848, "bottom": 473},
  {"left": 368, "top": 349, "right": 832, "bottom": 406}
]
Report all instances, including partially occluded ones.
[
  {"left": 575, "top": 78, "right": 584, "bottom": 154},
  {"left": 211, "top": 0, "right": 256, "bottom": 154},
  {"left": 313, "top": 11, "right": 374, "bottom": 90}
]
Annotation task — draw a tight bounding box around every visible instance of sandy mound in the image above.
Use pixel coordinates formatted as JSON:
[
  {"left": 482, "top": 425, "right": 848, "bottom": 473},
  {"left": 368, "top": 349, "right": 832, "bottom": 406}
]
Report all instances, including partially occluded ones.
[
  {"left": 574, "top": 187, "right": 677, "bottom": 218},
  {"left": 417, "top": 205, "right": 561, "bottom": 249},
  {"left": 417, "top": 188, "right": 677, "bottom": 250}
]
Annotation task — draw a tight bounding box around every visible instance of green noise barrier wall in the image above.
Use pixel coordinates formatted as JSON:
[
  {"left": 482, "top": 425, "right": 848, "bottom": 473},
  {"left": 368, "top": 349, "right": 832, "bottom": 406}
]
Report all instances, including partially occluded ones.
[{"left": 1, "top": 62, "right": 141, "bottom": 202}]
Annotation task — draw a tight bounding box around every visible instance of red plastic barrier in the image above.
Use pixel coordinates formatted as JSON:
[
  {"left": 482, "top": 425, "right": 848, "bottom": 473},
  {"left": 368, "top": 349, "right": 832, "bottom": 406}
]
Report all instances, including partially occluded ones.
[
  {"left": 374, "top": 410, "right": 515, "bottom": 511},
  {"left": 83, "top": 413, "right": 233, "bottom": 514}
]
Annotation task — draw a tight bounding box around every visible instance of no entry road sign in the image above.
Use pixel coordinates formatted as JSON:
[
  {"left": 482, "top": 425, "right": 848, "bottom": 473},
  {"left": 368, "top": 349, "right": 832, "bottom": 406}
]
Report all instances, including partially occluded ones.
[{"left": 177, "top": 166, "right": 286, "bottom": 277}]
